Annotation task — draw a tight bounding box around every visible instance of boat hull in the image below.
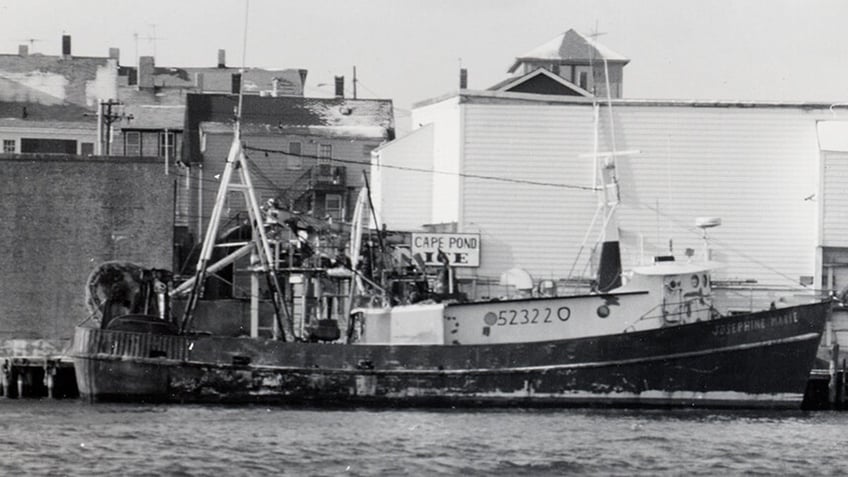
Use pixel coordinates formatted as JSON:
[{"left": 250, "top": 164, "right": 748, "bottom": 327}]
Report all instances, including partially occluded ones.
[{"left": 73, "top": 301, "right": 828, "bottom": 408}]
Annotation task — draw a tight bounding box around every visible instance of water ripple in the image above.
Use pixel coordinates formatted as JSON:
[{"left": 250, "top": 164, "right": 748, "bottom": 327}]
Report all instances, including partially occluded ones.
[{"left": 2, "top": 401, "right": 848, "bottom": 475}]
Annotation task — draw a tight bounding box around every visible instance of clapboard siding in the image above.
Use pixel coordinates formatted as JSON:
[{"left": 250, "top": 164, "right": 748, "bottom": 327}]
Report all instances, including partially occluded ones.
[
  {"left": 461, "top": 101, "right": 824, "bottom": 286},
  {"left": 823, "top": 152, "right": 848, "bottom": 246},
  {"left": 413, "top": 98, "right": 461, "bottom": 224},
  {"left": 462, "top": 104, "right": 598, "bottom": 279},
  {"left": 372, "top": 124, "right": 434, "bottom": 230}
]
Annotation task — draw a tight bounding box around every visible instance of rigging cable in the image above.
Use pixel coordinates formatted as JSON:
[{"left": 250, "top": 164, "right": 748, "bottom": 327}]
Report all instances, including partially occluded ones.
[{"left": 242, "top": 145, "right": 596, "bottom": 191}]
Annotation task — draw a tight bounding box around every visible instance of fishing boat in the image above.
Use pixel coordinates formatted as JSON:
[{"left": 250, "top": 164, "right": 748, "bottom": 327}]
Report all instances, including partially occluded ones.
[
  {"left": 72, "top": 24, "right": 830, "bottom": 406},
  {"left": 72, "top": 123, "right": 830, "bottom": 408}
]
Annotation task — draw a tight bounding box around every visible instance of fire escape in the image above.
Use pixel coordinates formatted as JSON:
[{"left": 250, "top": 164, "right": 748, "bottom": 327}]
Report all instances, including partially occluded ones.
[{"left": 289, "top": 164, "right": 348, "bottom": 220}]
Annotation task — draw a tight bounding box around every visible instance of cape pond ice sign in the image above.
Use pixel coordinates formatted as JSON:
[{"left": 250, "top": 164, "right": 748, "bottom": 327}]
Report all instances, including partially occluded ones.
[{"left": 411, "top": 233, "right": 480, "bottom": 267}]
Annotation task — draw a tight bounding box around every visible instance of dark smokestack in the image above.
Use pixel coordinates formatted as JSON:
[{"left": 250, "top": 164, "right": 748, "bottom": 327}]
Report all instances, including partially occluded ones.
[
  {"left": 231, "top": 73, "right": 242, "bottom": 94},
  {"left": 334, "top": 76, "right": 344, "bottom": 98},
  {"left": 460, "top": 68, "right": 468, "bottom": 89},
  {"left": 596, "top": 241, "right": 622, "bottom": 292},
  {"left": 61, "top": 34, "right": 71, "bottom": 57},
  {"left": 218, "top": 49, "right": 226, "bottom": 68},
  {"left": 108, "top": 48, "right": 120, "bottom": 63}
]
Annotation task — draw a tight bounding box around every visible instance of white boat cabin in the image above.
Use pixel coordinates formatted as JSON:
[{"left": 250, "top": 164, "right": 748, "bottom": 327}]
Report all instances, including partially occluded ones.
[{"left": 356, "top": 256, "right": 723, "bottom": 346}]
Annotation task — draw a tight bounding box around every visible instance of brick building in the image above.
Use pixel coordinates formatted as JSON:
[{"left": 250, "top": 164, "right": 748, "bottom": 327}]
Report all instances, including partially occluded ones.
[{"left": 0, "top": 155, "right": 174, "bottom": 354}]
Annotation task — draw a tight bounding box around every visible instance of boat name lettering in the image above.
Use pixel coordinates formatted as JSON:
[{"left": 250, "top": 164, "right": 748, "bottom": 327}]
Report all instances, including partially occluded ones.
[
  {"left": 712, "top": 311, "right": 799, "bottom": 336},
  {"left": 493, "top": 307, "right": 570, "bottom": 326}
]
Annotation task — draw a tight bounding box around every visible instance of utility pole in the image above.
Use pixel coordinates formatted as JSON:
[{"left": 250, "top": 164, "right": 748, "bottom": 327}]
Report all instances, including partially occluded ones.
[
  {"left": 352, "top": 66, "right": 357, "bottom": 99},
  {"left": 99, "top": 100, "right": 123, "bottom": 155}
]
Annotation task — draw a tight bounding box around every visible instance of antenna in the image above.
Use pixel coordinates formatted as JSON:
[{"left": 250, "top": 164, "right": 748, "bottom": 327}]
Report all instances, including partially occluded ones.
[
  {"left": 587, "top": 21, "right": 607, "bottom": 96},
  {"left": 133, "top": 26, "right": 165, "bottom": 66},
  {"left": 236, "top": 0, "right": 250, "bottom": 126}
]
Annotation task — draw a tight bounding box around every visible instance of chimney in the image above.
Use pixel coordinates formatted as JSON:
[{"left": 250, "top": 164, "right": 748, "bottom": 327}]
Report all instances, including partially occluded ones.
[
  {"left": 61, "top": 34, "right": 71, "bottom": 58},
  {"left": 459, "top": 68, "right": 468, "bottom": 89},
  {"left": 138, "top": 56, "right": 155, "bottom": 89},
  {"left": 18, "top": 45, "right": 28, "bottom": 57},
  {"left": 334, "top": 76, "right": 344, "bottom": 98},
  {"left": 217, "top": 49, "right": 226, "bottom": 68},
  {"left": 231, "top": 73, "right": 241, "bottom": 94},
  {"left": 108, "top": 47, "right": 120, "bottom": 63}
]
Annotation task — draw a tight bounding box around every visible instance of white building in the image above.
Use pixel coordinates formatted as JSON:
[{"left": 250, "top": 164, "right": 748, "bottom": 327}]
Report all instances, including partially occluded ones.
[{"left": 373, "top": 90, "right": 848, "bottom": 304}]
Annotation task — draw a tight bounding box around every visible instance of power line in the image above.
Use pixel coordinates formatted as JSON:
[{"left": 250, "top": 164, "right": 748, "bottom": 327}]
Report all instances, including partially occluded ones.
[{"left": 242, "top": 145, "right": 597, "bottom": 192}]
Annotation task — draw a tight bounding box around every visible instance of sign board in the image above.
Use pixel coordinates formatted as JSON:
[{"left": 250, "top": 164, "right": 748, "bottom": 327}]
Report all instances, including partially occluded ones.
[{"left": 411, "top": 233, "right": 480, "bottom": 267}]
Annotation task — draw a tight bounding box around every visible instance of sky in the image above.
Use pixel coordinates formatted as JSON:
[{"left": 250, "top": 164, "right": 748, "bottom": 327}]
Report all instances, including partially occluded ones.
[{"left": 2, "top": 0, "right": 847, "bottom": 121}]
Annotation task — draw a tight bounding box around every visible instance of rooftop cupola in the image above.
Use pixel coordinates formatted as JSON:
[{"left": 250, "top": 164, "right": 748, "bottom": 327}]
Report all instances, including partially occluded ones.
[{"left": 507, "top": 29, "right": 629, "bottom": 98}]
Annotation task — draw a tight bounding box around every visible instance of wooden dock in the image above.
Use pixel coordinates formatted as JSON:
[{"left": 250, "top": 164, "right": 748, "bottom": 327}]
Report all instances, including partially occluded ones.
[
  {"left": 1, "top": 356, "right": 78, "bottom": 399},
  {"left": 0, "top": 339, "right": 78, "bottom": 399}
]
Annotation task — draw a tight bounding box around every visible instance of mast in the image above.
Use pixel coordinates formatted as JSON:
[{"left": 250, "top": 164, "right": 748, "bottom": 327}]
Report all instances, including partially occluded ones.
[
  {"left": 579, "top": 28, "right": 639, "bottom": 291},
  {"left": 178, "top": 0, "right": 294, "bottom": 339}
]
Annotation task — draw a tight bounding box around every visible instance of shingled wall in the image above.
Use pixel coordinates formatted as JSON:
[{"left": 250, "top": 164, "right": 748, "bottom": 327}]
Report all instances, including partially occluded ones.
[{"left": 0, "top": 155, "right": 174, "bottom": 343}]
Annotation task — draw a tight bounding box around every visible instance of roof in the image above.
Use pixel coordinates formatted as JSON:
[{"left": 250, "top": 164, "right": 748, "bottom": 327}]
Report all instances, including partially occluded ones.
[
  {"left": 0, "top": 116, "right": 95, "bottom": 130},
  {"left": 183, "top": 93, "right": 395, "bottom": 163},
  {"left": 122, "top": 104, "right": 185, "bottom": 130},
  {"left": 119, "top": 64, "right": 307, "bottom": 95},
  {"left": 414, "top": 88, "right": 842, "bottom": 110},
  {"left": 0, "top": 53, "right": 116, "bottom": 109},
  {"left": 0, "top": 100, "right": 94, "bottom": 123},
  {"left": 487, "top": 67, "right": 593, "bottom": 97},
  {"left": 631, "top": 261, "right": 725, "bottom": 276},
  {"left": 508, "top": 29, "right": 629, "bottom": 73}
]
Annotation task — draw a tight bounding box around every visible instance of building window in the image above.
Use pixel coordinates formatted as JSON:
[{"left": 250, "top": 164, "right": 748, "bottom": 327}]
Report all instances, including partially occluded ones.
[
  {"left": 20, "top": 138, "right": 76, "bottom": 154},
  {"left": 159, "top": 131, "right": 176, "bottom": 158},
  {"left": 287, "top": 141, "right": 303, "bottom": 170},
  {"left": 318, "top": 144, "right": 333, "bottom": 165},
  {"left": 325, "top": 194, "right": 343, "bottom": 221},
  {"left": 80, "top": 142, "right": 94, "bottom": 155},
  {"left": 2, "top": 139, "right": 14, "bottom": 153},
  {"left": 579, "top": 71, "right": 588, "bottom": 90},
  {"left": 125, "top": 131, "right": 141, "bottom": 156}
]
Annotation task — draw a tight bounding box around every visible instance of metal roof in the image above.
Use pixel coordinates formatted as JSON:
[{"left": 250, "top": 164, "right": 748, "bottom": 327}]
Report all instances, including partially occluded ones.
[
  {"left": 183, "top": 93, "right": 395, "bottom": 163},
  {"left": 508, "top": 29, "right": 629, "bottom": 73}
]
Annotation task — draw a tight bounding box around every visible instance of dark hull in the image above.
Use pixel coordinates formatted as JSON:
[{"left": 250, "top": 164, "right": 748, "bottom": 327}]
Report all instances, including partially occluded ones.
[{"left": 73, "top": 301, "right": 829, "bottom": 409}]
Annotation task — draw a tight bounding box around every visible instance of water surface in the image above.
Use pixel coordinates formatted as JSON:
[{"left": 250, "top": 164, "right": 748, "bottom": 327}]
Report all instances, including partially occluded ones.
[{"left": 2, "top": 400, "right": 845, "bottom": 476}]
